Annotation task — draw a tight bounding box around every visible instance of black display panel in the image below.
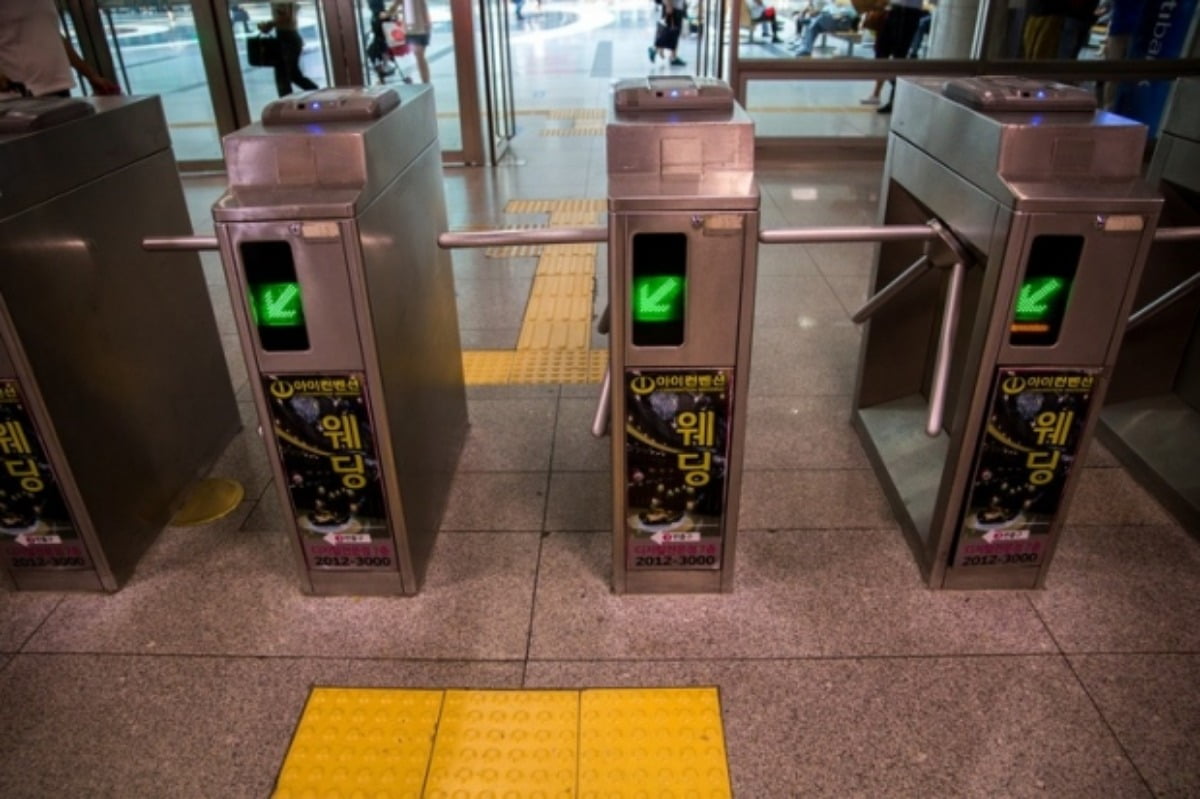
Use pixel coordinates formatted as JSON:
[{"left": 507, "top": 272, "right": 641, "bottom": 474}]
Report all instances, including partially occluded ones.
[
  {"left": 631, "top": 232, "right": 687, "bottom": 348},
  {"left": 241, "top": 240, "right": 311, "bottom": 351},
  {"left": 1009, "top": 234, "right": 1082, "bottom": 347}
]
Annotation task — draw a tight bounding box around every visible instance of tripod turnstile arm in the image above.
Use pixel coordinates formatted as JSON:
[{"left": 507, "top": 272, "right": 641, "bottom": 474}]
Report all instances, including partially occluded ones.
[
  {"left": 1127, "top": 269, "right": 1200, "bottom": 332},
  {"left": 591, "top": 366, "right": 611, "bottom": 439},
  {"left": 1153, "top": 226, "right": 1200, "bottom": 243},
  {"left": 927, "top": 259, "right": 966, "bottom": 438},
  {"left": 141, "top": 236, "right": 220, "bottom": 252},
  {"left": 851, "top": 254, "right": 934, "bottom": 323},
  {"left": 758, "top": 225, "right": 940, "bottom": 245},
  {"left": 438, "top": 227, "right": 608, "bottom": 249}
]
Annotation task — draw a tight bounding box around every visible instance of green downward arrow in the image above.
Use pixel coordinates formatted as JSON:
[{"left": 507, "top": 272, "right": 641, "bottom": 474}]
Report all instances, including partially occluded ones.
[
  {"left": 634, "top": 276, "right": 683, "bottom": 322},
  {"left": 1015, "top": 277, "right": 1065, "bottom": 320},
  {"left": 255, "top": 282, "right": 303, "bottom": 326}
]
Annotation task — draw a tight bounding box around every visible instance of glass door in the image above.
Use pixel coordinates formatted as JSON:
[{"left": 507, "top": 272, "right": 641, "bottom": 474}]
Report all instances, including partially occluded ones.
[
  {"left": 63, "top": 0, "right": 334, "bottom": 169},
  {"left": 477, "top": 0, "right": 515, "bottom": 163},
  {"left": 692, "top": 0, "right": 730, "bottom": 79}
]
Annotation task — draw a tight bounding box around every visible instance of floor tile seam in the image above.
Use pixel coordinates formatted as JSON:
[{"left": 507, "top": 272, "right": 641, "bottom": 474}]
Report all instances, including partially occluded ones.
[
  {"left": 523, "top": 396, "right": 564, "bottom": 683},
  {"left": 5, "top": 650, "right": 532, "bottom": 665},
  {"left": 522, "top": 652, "right": 1078, "bottom": 666},
  {"left": 1055, "top": 644, "right": 1158, "bottom": 796},
  {"left": 14, "top": 592, "right": 68, "bottom": 655}
]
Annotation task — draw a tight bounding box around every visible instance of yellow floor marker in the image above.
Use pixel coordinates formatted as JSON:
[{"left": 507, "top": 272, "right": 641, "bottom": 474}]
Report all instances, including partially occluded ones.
[
  {"left": 273, "top": 687, "right": 443, "bottom": 799},
  {"left": 579, "top": 687, "right": 732, "bottom": 799},
  {"left": 274, "top": 687, "right": 733, "bottom": 798},
  {"left": 424, "top": 690, "right": 578, "bottom": 797}
]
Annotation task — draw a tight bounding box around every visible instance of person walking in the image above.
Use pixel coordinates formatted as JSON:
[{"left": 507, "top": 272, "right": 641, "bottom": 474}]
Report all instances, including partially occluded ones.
[
  {"left": 258, "top": 1, "right": 319, "bottom": 97},
  {"left": 385, "top": 0, "right": 432, "bottom": 83},
  {"left": 648, "top": 0, "right": 688, "bottom": 66}
]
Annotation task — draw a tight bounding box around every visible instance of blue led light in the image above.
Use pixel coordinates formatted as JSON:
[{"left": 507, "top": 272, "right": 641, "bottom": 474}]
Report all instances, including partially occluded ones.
[{"left": 312, "top": 102, "right": 322, "bottom": 109}]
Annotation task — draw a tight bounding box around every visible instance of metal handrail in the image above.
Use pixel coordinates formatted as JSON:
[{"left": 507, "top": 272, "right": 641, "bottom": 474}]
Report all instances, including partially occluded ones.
[
  {"left": 142, "top": 236, "right": 219, "bottom": 252},
  {"left": 438, "top": 227, "right": 608, "bottom": 249}
]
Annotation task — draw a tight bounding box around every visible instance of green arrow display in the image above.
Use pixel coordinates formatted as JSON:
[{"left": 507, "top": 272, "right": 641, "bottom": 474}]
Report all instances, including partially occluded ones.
[
  {"left": 1014, "top": 277, "right": 1065, "bottom": 321},
  {"left": 633, "top": 276, "right": 684, "bottom": 323},
  {"left": 252, "top": 281, "right": 305, "bottom": 327}
]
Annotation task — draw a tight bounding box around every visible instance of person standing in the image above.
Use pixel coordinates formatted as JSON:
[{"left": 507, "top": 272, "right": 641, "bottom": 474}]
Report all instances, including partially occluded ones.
[
  {"left": 864, "top": 0, "right": 924, "bottom": 112},
  {"left": 386, "top": 0, "right": 432, "bottom": 83},
  {"left": 0, "top": 0, "right": 120, "bottom": 98},
  {"left": 258, "top": 1, "right": 319, "bottom": 97}
]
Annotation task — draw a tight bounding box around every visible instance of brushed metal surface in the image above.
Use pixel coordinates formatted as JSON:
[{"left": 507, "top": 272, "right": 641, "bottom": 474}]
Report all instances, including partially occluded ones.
[
  {"left": 855, "top": 80, "right": 1161, "bottom": 588},
  {"left": 215, "top": 85, "right": 466, "bottom": 595},
  {"left": 607, "top": 87, "right": 757, "bottom": 594},
  {"left": 0, "top": 103, "right": 240, "bottom": 591}
]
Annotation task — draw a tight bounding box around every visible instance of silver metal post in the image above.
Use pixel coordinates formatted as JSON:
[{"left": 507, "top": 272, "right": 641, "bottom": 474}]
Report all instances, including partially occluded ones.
[
  {"left": 591, "top": 365, "right": 611, "bottom": 438},
  {"left": 1153, "top": 226, "right": 1200, "bottom": 243},
  {"left": 759, "top": 225, "right": 940, "bottom": 245},
  {"left": 141, "top": 236, "right": 220, "bottom": 252},
  {"left": 438, "top": 226, "right": 608, "bottom": 249},
  {"left": 927, "top": 259, "right": 966, "bottom": 437},
  {"left": 851, "top": 254, "right": 934, "bottom": 323},
  {"left": 1127, "top": 270, "right": 1200, "bottom": 332}
]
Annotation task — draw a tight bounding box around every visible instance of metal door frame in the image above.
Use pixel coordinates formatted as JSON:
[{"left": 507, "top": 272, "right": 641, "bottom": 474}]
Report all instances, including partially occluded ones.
[{"left": 476, "top": 0, "right": 516, "bottom": 163}]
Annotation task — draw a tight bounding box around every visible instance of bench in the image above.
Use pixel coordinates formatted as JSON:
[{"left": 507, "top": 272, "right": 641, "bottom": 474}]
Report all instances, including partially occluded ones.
[{"left": 819, "top": 29, "right": 866, "bottom": 56}]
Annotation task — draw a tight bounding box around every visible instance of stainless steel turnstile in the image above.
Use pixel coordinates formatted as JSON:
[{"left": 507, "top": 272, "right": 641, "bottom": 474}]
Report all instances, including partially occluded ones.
[
  {"left": 607, "top": 77, "right": 758, "bottom": 593},
  {"left": 0, "top": 96, "right": 240, "bottom": 591},
  {"left": 853, "top": 77, "right": 1162, "bottom": 589},
  {"left": 213, "top": 87, "right": 468, "bottom": 596},
  {"left": 1101, "top": 78, "right": 1200, "bottom": 535}
]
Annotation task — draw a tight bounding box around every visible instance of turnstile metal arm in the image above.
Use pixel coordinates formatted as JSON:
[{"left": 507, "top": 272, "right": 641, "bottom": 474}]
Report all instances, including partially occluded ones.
[
  {"left": 141, "top": 236, "right": 220, "bottom": 252},
  {"left": 927, "top": 259, "right": 966, "bottom": 437},
  {"left": 1153, "top": 226, "right": 1200, "bottom": 243},
  {"left": 591, "top": 366, "right": 611, "bottom": 438},
  {"left": 758, "top": 224, "right": 940, "bottom": 245},
  {"left": 438, "top": 226, "right": 608, "bottom": 249},
  {"left": 851, "top": 254, "right": 933, "bottom": 323},
  {"left": 1127, "top": 269, "right": 1200, "bottom": 332}
]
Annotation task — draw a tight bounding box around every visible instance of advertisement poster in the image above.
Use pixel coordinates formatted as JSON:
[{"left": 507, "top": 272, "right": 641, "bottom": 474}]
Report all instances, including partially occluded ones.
[
  {"left": 953, "top": 369, "right": 1098, "bottom": 569},
  {"left": 624, "top": 369, "right": 731, "bottom": 571},
  {"left": 0, "top": 380, "right": 90, "bottom": 572},
  {"left": 262, "top": 374, "right": 395, "bottom": 571}
]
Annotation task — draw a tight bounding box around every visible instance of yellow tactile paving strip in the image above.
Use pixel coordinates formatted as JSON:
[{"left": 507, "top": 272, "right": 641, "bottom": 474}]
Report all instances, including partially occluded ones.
[
  {"left": 273, "top": 687, "right": 732, "bottom": 799},
  {"left": 462, "top": 198, "right": 607, "bottom": 385}
]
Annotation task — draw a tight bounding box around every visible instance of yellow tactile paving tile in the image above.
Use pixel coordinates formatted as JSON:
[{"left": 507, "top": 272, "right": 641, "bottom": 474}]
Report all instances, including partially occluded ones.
[
  {"left": 462, "top": 350, "right": 515, "bottom": 385},
  {"left": 547, "top": 108, "right": 606, "bottom": 120},
  {"left": 275, "top": 687, "right": 732, "bottom": 798},
  {"left": 540, "top": 127, "right": 605, "bottom": 137},
  {"left": 424, "top": 690, "right": 578, "bottom": 797},
  {"left": 509, "top": 349, "right": 607, "bottom": 384},
  {"left": 504, "top": 199, "right": 606, "bottom": 215},
  {"left": 578, "top": 687, "right": 733, "bottom": 799},
  {"left": 272, "top": 687, "right": 443, "bottom": 799}
]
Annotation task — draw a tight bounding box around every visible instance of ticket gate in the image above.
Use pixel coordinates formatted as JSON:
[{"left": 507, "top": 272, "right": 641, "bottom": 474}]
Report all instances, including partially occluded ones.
[
  {"left": 212, "top": 87, "right": 467, "bottom": 596},
  {"left": 0, "top": 96, "right": 240, "bottom": 591},
  {"left": 604, "top": 77, "right": 758, "bottom": 594},
  {"left": 438, "top": 76, "right": 756, "bottom": 594},
  {"left": 1100, "top": 78, "right": 1200, "bottom": 535},
  {"left": 851, "top": 77, "right": 1162, "bottom": 589}
]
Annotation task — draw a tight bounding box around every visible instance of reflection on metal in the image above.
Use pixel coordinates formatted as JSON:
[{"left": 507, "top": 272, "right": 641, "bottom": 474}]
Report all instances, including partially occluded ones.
[
  {"left": 170, "top": 478, "right": 245, "bottom": 526},
  {"left": 927, "top": 258, "right": 966, "bottom": 437}
]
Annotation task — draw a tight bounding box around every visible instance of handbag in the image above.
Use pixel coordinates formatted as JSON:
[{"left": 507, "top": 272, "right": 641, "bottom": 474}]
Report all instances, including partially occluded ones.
[
  {"left": 382, "top": 19, "right": 410, "bottom": 56},
  {"left": 247, "top": 34, "right": 281, "bottom": 67}
]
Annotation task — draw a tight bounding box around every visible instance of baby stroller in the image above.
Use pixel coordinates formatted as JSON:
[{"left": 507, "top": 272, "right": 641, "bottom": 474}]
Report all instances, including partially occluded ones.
[{"left": 366, "top": 14, "right": 413, "bottom": 84}]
